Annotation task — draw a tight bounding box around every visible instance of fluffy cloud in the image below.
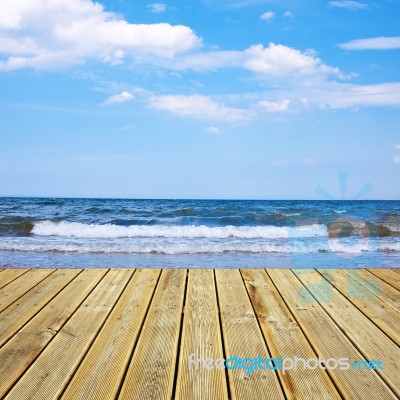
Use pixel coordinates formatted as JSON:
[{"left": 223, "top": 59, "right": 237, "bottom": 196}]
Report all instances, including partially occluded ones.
[
  {"left": 339, "top": 37, "right": 400, "bottom": 50},
  {"left": 243, "top": 43, "right": 341, "bottom": 78},
  {"left": 166, "top": 43, "right": 346, "bottom": 82},
  {"left": 395, "top": 144, "right": 400, "bottom": 150},
  {"left": 102, "top": 91, "right": 134, "bottom": 106},
  {"left": 148, "top": 94, "right": 249, "bottom": 121},
  {"left": 0, "top": 1, "right": 345, "bottom": 82},
  {"left": 260, "top": 11, "right": 275, "bottom": 22},
  {"left": 258, "top": 99, "right": 290, "bottom": 113},
  {"left": 0, "top": 0, "right": 201, "bottom": 71},
  {"left": 251, "top": 81, "right": 400, "bottom": 113},
  {"left": 394, "top": 155, "right": 400, "bottom": 164},
  {"left": 300, "top": 82, "right": 400, "bottom": 109},
  {"left": 168, "top": 50, "right": 243, "bottom": 71},
  {"left": 329, "top": 1, "right": 369, "bottom": 10},
  {"left": 0, "top": 1, "right": 347, "bottom": 84},
  {"left": 321, "top": 82, "right": 400, "bottom": 108},
  {"left": 205, "top": 126, "right": 224, "bottom": 134},
  {"left": 147, "top": 3, "right": 167, "bottom": 13},
  {"left": 283, "top": 11, "right": 294, "bottom": 18}
]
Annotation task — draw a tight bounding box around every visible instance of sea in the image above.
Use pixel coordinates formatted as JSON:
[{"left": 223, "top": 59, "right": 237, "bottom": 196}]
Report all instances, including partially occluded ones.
[{"left": 0, "top": 197, "right": 400, "bottom": 269}]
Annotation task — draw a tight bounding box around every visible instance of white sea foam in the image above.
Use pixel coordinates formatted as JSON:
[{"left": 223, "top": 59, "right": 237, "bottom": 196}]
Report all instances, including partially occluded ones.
[
  {"left": 381, "top": 242, "right": 400, "bottom": 252},
  {"left": 0, "top": 240, "right": 330, "bottom": 254},
  {"left": 31, "top": 220, "right": 328, "bottom": 239},
  {"left": 1, "top": 236, "right": 399, "bottom": 254},
  {"left": 383, "top": 223, "right": 400, "bottom": 232},
  {"left": 0, "top": 239, "right": 290, "bottom": 254}
]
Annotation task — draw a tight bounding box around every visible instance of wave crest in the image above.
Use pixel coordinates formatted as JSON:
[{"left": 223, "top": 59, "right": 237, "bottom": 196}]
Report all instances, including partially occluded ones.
[{"left": 32, "top": 220, "right": 328, "bottom": 239}]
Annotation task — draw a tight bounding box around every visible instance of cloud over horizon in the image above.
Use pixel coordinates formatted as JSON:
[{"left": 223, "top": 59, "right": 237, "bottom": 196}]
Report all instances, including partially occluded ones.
[
  {"left": 258, "top": 99, "right": 290, "bottom": 113},
  {"left": 339, "top": 37, "right": 400, "bottom": 50},
  {"left": 102, "top": 91, "right": 135, "bottom": 106},
  {"left": 329, "top": 1, "right": 369, "bottom": 10},
  {"left": 148, "top": 94, "right": 250, "bottom": 121},
  {"left": 260, "top": 11, "right": 275, "bottom": 22},
  {"left": 147, "top": 3, "right": 167, "bottom": 13}
]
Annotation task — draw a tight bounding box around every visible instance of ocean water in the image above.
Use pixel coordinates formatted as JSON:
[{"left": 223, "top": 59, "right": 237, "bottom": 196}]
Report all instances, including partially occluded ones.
[{"left": 0, "top": 197, "right": 400, "bottom": 268}]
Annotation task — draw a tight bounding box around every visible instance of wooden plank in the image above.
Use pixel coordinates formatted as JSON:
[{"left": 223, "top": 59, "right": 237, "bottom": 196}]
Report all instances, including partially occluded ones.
[
  {"left": 215, "top": 269, "right": 284, "bottom": 400},
  {"left": 119, "top": 269, "right": 187, "bottom": 400},
  {"left": 0, "top": 269, "right": 55, "bottom": 313},
  {"left": 0, "top": 269, "right": 81, "bottom": 347},
  {"left": 317, "top": 269, "right": 400, "bottom": 345},
  {"left": 293, "top": 269, "right": 400, "bottom": 398},
  {"left": 0, "top": 269, "right": 29, "bottom": 290},
  {"left": 339, "top": 269, "right": 400, "bottom": 314},
  {"left": 61, "top": 268, "right": 160, "bottom": 400},
  {"left": 0, "top": 269, "right": 107, "bottom": 398},
  {"left": 6, "top": 269, "right": 134, "bottom": 400},
  {"left": 367, "top": 269, "right": 400, "bottom": 292},
  {"left": 267, "top": 269, "right": 397, "bottom": 400},
  {"left": 241, "top": 269, "right": 340, "bottom": 400},
  {"left": 175, "top": 269, "right": 229, "bottom": 400}
]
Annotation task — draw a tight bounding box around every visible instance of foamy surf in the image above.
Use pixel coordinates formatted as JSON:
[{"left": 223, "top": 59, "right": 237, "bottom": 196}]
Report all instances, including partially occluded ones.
[
  {"left": 31, "top": 220, "right": 328, "bottom": 239},
  {"left": 1, "top": 236, "right": 400, "bottom": 254}
]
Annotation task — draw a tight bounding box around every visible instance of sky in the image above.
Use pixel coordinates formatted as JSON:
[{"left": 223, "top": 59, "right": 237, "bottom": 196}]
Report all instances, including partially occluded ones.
[{"left": 0, "top": 0, "right": 399, "bottom": 199}]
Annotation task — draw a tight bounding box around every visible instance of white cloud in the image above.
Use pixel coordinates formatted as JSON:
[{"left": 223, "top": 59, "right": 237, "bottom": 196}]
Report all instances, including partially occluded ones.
[
  {"left": 164, "top": 43, "right": 346, "bottom": 81},
  {"left": 252, "top": 80, "right": 400, "bottom": 114},
  {"left": 147, "top": 3, "right": 167, "bottom": 13},
  {"left": 260, "top": 11, "right": 275, "bottom": 22},
  {"left": 320, "top": 82, "right": 400, "bottom": 108},
  {"left": 0, "top": 0, "right": 201, "bottom": 71},
  {"left": 394, "top": 155, "right": 400, "bottom": 165},
  {"left": 329, "top": 1, "right": 369, "bottom": 10},
  {"left": 339, "top": 37, "right": 400, "bottom": 50},
  {"left": 168, "top": 50, "right": 243, "bottom": 71},
  {"left": 148, "top": 94, "right": 250, "bottom": 121},
  {"left": 395, "top": 144, "right": 400, "bottom": 150},
  {"left": 283, "top": 11, "right": 294, "bottom": 18},
  {"left": 243, "top": 43, "right": 341, "bottom": 78},
  {"left": 102, "top": 91, "right": 135, "bottom": 106},
  {"left": 0, "top": 2, "right": 348, "bottom": 85},
  {"left": 205, "top": 126, "right": 224, "bottom": 134},
  {"left": 258, "top": 99, "right": 290, "bottom": 113}
]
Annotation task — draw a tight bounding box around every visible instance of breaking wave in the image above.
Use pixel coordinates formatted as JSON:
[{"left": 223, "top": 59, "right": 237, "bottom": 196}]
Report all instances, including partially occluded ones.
[{"left": 31, "top": 220, "right": 328, "bottom": 239}]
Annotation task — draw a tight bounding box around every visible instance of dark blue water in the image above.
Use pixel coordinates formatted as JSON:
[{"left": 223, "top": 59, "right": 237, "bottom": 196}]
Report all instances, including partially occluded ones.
[{"left": 0, "top": 197, "right": 400, "bottom": 268}]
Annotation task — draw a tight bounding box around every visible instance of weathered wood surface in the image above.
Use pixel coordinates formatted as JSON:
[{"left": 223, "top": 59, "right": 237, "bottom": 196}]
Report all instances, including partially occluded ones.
[{"left": 0, "top": 268, "right": 398, "bottom": 399}]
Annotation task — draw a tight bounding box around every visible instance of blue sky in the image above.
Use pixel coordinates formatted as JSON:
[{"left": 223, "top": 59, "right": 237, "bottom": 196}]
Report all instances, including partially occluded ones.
[{"left": 0, "top": 0, "right": 399, "bottom": 199}]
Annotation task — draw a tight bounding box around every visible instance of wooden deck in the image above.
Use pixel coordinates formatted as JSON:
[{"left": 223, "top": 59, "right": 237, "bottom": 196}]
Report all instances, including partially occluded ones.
[{"left": 0, "top": 268, "right": 399, "bottom": 399}]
